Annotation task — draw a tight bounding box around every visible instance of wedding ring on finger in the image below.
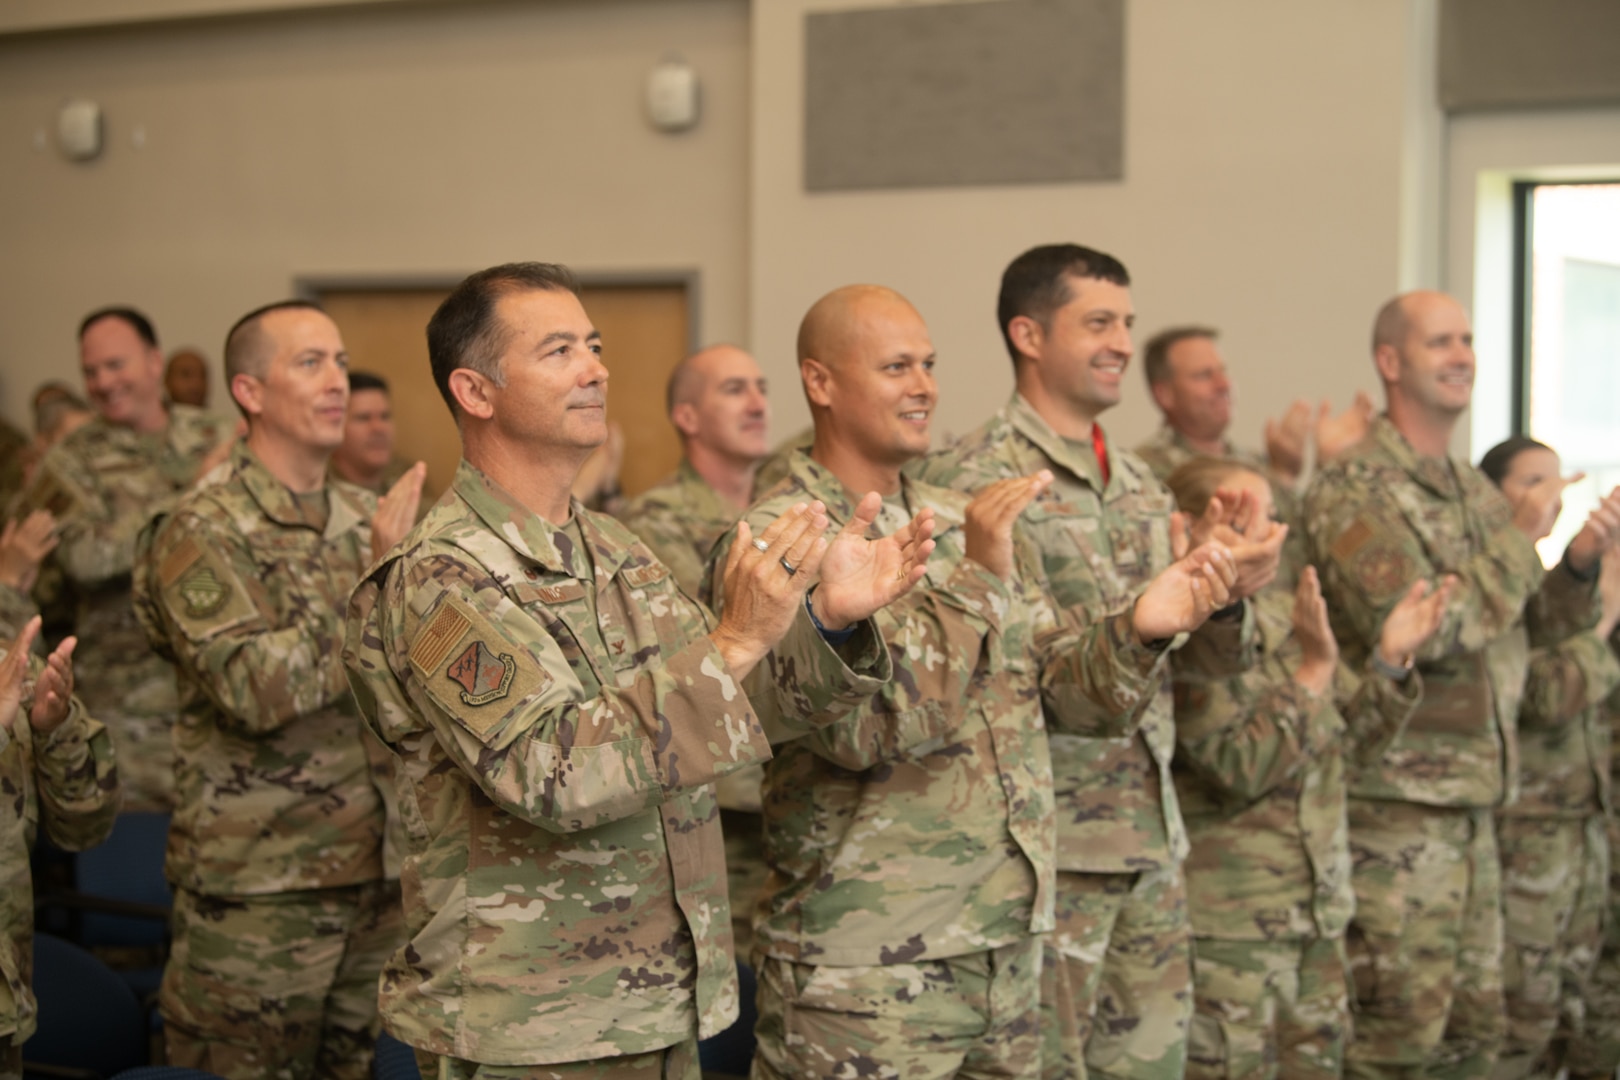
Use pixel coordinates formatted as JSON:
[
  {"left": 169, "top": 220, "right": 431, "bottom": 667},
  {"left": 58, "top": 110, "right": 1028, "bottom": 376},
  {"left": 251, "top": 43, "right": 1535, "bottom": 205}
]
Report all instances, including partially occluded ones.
[
  {"left": 780, "top": 557, "right": 797, "bottom": 575},
  {"left": 752, "top": 538, "right": 770, "bottom": 553}
]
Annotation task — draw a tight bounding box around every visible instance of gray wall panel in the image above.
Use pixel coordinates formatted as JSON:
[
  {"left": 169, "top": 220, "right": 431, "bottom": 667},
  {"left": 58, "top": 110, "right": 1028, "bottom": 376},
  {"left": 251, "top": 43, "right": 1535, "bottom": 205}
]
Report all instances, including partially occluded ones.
[{"left": 805, "top": 0, "right": 1124, "bottom": 191}]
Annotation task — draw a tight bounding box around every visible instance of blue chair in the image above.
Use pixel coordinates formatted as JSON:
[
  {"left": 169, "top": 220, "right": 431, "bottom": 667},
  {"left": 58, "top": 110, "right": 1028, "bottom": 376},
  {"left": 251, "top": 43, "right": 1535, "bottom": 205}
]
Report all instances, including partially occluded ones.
[
  {"left": 373, "top": 1031, "right": 422, "bottom": 1080},
  {"left": 24, "top": 933, "right": 146, "bottom": 1080},
  {"left": 697, "top": 960, "right": 757, "bottom": 1078},
  {"left": 37, "top": 812, "right": 173, "bottom": 1002}
]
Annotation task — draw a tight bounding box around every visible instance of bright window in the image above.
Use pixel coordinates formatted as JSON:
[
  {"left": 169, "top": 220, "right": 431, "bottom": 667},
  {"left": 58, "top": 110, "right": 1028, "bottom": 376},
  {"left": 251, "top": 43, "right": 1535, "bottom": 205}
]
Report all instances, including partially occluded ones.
[{"left": 1514, "top": 181, "right": 1620, "bottom": 566}]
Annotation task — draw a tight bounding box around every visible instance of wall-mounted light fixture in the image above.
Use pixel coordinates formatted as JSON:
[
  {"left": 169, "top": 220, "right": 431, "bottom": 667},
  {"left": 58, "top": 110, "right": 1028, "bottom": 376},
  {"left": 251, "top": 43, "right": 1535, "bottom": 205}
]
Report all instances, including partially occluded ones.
[
  {"left": 646, "top": 57, "right": 700, "bottom": 134},
  {"left": 57, "top": 99, "right": 103, "bottom": 161}
]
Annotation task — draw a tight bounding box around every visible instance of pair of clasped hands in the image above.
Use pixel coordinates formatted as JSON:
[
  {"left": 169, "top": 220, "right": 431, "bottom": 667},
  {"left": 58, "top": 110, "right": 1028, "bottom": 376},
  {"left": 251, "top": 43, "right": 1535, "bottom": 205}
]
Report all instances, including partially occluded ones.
[{"left": 707, "top": 471, "right": 1293, "bottom": 682}]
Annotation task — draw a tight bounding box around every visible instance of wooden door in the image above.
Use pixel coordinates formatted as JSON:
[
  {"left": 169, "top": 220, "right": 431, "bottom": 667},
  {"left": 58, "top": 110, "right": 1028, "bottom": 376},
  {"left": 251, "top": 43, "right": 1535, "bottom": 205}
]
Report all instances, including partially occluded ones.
[{"left": 319, "top": 282, "right": 689, "bottom": 502}]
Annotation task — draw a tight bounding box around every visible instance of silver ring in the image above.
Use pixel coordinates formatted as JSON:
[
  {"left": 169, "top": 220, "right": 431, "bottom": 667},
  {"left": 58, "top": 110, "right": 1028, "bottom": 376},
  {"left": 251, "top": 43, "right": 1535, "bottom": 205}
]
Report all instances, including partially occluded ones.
[
  {"left": 780, "top": 557, "right": 797, "bottom": 575},
  {"left": 752, "top": 538, "right": 770, "bottom": 553}
]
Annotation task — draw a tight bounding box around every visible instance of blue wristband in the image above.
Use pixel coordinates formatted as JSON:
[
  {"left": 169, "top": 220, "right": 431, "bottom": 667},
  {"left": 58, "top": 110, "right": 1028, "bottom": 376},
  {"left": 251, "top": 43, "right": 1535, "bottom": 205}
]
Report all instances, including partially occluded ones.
[{"left": 806, "top": 588, "right": 857, "bottom": 644}]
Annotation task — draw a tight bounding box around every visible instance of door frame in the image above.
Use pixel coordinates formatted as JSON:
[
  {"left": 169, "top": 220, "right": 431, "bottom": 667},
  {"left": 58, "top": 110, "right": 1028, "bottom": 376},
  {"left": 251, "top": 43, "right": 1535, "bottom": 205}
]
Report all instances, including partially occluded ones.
[{"left": 294, "top": 268, "right": 703, "bottom": 354}]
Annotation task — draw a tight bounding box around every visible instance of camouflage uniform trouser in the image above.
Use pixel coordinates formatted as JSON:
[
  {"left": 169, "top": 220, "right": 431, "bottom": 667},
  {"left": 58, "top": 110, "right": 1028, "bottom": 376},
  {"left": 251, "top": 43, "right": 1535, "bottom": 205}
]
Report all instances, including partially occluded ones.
[
  {"left": 1186, "top": 935, "right": 1351, "bottom": 1080},
  {"left": 1041, "top": 865, "right": 1192, "bottom": 1080},
  {"left": 1535, "top": 816, "right": 1613, "bottom": 1075},
  {"left": 754, "top": 936, "right": 1043, "bottom": 1079},
  {"left": 1494, "top": 813, "right": 1608, "bottom": 1080},
  {"left": 161, "top": 880, "right": 404, "bottom": 1080},
  {"left": 1345, "top": 799, "right": 1504, "bottom": 1080},
  {"left": 413, "top": 1038, "right": 700, "bottom": 1080},
  {"left": 0, "top": 1034, "right": 16, "bottom": 1080}
]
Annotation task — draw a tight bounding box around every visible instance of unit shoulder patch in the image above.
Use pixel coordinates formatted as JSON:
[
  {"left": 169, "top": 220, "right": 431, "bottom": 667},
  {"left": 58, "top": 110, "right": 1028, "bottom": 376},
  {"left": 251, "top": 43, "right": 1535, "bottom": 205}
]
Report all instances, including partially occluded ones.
[{"left": 409, "top": 596, "right": 551, "bottom": 738}]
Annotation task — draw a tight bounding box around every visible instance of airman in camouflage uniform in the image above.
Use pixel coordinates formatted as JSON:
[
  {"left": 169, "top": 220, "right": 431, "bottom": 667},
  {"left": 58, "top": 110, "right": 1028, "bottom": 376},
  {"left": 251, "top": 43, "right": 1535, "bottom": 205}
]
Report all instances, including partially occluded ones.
[
  {"left": 21, "top": 308, "right": 234, "bottom": 807},
  {"left": 0, "top": 616, "right": 120, "bottom": 1080},
  {"left": 134, "top": 302, "right": 421, "bottom": 1080},
  {"left": 620, "top": 344, "right": 772, "bottom": 953},
  {"left": 342, "top": 264, "right": 923, "bottom": 1079},
  {"left": 920, "top": 246, "right": 1279, "bottom": 1080},
  {"left": 1477, "top": 441, "right": 1620, "bottom": 1080},
  {"left": 1305, "top": 292, "right": 1611, "bottom": 1079},
  {"left": 1163, "top": 458, "right": 1459, "bottom": 1080},
  {"left": 1565, "top": 617, "right": 1620, "bottom": 1080},
  {"left": 715, "top": 284, "right": 1240, "bottom": 1079}
]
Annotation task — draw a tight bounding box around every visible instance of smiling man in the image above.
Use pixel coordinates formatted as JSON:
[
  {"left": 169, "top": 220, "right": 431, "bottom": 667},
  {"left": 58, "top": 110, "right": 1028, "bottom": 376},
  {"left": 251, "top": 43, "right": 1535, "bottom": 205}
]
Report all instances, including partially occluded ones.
[
  {"left": 921, "top": 245, "right": 1284, "bottom": 1080},
  {"left": 135, "top": 300, "right": 424, "bottom": 1080},
  {"left": 21, "top": 307, "right": 234, "bottom": 807},
  {"left": 343, "top": 263, "right": 932, "bottom": 1079},
  {"left": 620, "top": 344, "right": 771, "bottom": 596},
  {"left": 1305, "top": 290, "right": 1613, "bottom": 1079},
  {"left": 727, "top": 284, "right": 1241, "bottom": 1079}
]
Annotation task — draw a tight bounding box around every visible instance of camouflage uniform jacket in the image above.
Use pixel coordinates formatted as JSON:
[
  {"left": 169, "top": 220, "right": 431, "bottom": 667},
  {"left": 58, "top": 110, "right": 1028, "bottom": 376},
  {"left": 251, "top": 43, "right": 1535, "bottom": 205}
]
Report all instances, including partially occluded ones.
[
  {"left": 343, "top": 459, "right": 891, "bottom": 1065},
  {"left": 0, "top": 418, "right": 25, "bottom": 512},
  {"left": 1134, "top": 423, "right": 1308, "bottom": 580},
  {"left": 133, "top": 442, "right": 391, "bottom": 895},
  {"left": 1173, "top": 586, "right": 1421, "bottom": 942},
  {"left": 0, "top": 661, "right": 119, "bottom": 1042},
  {"left": 1499, "top": 628, "right": 1620, "bottom": 819},
  {"left": 21, "top": 407, "right": 233, "bottom": 720},
  {"left": 618, "top": 459, "right": 740, "bottom": 599},
  {"left": 919, "top": 394, "right": 1253, "bottom": 873},
  {"left": 1305, "top": 416, "right": 1599, "bottom": 808},
  {"left": 717, "top": 452, "right": 1174, "bottom": 965}
]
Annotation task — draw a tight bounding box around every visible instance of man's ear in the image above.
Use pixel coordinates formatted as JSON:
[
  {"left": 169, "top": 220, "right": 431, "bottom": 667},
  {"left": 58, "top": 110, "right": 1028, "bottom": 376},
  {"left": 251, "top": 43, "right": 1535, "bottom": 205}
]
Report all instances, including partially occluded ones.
[
  {"left": 448, "top": 369, "right": 496, "bottom": 421},
  {"left": 801, "top": 357, "right": 833, "bottom": 409},
  {"left": 1372, "top": 344, "right": 1401, "bottom": 386},
  {"left": 1150, "top": 379, "right": 1176, "bottom": 416},
  {"left": 230, "top": 373, "right": 265, "bottom": 418},
  {"left": 670, "top": 401, "right": 700, "bottom": 440},
  {"left": 1007, "top": 315, "right": 1043, "bottom": 366}
]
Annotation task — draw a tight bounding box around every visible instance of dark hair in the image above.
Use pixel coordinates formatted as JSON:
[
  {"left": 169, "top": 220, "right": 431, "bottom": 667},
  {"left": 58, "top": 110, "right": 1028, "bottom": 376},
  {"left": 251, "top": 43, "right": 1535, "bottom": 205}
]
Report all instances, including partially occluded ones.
[
  {"left": 79, "top": 307, "right": 158, "bottom": 349},
  {"left": 997, "top": 244, "right": 1130, "bottom": 365},
  {"left": 1142, "top": 326, "right": 1218, "bottom": 387},
  {"left": 223, "top": 300, "right": 327, "bottom": 383},
  {"left": 1478, "top": 435, "right": 1554, "bottom": 488},
  {"left": 348, "top": 370, "right": 390, "bottom": 394},
  {"left": 426, "top": 262, "right": 579, "bottom": 417}
]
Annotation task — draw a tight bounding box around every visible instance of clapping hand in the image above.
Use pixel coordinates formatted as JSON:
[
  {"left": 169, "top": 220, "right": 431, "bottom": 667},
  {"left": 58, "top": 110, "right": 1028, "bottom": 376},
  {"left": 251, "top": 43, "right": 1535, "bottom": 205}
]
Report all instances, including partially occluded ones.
[{"left": 811, "top": 493, "right": 936, "bottom": 629}]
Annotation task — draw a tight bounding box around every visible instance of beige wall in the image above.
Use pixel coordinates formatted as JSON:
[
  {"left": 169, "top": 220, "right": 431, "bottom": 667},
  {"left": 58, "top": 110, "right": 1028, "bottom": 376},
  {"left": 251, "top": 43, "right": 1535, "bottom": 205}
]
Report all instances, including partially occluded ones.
[
  {"left": 3, "top": 0, "right": 1446, "bottom": 460},
  {"left": 751, "top": 0, "right": 1428, "bottom": 451},
  {"left": 0, "top": 0, "right": 749, "bottom": 425}
]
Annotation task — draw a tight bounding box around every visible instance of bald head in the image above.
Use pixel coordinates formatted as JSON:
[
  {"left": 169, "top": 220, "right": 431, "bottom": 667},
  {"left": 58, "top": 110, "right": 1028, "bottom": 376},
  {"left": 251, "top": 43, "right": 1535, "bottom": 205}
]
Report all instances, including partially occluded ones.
[
  {"left": 666, "top": 344, "right": 755, "bottom": 415},
  {"left": 797, "top": 284, "right": 937, "bottom": 472},
  {"left": 1372, "top": 290, "right": 1462, "bottom": 355},
  {"left": 666, "top": 343, "right": 769, "bottom": 462},
  {"left": 796, "top": 285, "right": 920, "bottom": 370}
]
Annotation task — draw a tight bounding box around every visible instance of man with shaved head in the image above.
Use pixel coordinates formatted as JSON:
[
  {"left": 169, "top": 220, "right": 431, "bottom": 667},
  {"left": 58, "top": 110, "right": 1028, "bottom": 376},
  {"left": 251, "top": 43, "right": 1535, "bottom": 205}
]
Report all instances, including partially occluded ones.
[
  {"left": 20, "top": 307, "right": 234, "bottom": 807},
  {"left": 618, "top": 343, "right": 773, "bottom": 952},
  {"left": 165, "top": 348, "right": 211, "bottom": 408},
  {"left": 620, "top": 344, "right": 770, "bottom": 595},
  {"left": 718, "top": 283, "right": 1242, "bottom": 1078},
  {"left": 135, "top": 300, "right": 424, "bottom": 1079},
  {"left": 1306, "top": 290, "right": 1616, "bottom": 1078}
]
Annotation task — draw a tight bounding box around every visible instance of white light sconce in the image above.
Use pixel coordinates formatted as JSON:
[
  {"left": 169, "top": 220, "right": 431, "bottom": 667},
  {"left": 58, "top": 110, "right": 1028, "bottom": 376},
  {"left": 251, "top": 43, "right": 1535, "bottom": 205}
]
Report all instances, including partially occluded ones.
[
  {"left": 646, "top": 57, "right": 700, "bottom": 133},
  {"left": 57, "top": 99, "right": 103, "bottom": 162}
]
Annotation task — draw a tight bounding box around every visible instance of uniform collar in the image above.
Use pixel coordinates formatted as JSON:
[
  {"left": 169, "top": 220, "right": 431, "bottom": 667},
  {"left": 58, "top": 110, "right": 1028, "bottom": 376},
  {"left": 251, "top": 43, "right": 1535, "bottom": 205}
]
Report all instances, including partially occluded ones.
[
  {"left": 233, "top": 442, "right": 365, "bottom": 541},
  {"left": 675, "top": 458, "right": 738, "bottom": 526},
  {"left": 1004, "top": 392, "right": 1109, "bottom": 495},
  {"left": 781, "top": 449, "right": 966, "bottom": 534},
  {"left": 1369, "top": 414, "right": 1459, "bottom": 498},
  {"left": 450, "top": 459, "right": 633, "bottom": 581}
]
